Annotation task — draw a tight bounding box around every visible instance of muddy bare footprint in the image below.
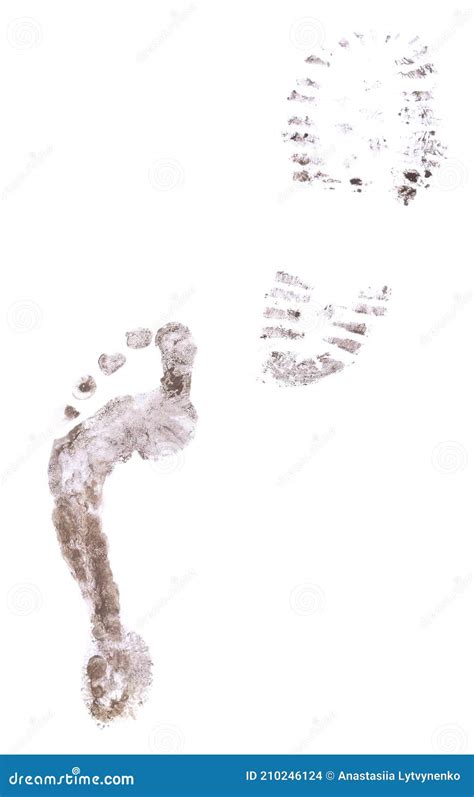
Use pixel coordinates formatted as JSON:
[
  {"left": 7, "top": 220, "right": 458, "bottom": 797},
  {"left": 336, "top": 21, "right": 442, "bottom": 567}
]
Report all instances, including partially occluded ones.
[
  {"left": 260, "top": 270, "right": 390, "bottom": 385},
  {"left": 48, "top": 322, "right": 197, "bottom": 723}
]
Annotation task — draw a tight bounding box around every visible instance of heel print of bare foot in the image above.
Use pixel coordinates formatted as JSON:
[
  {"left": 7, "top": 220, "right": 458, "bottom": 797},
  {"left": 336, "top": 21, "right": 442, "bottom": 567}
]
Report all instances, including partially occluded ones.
[
  {"left": 260, "top": 270, "right": 390, "bottom": 386},
  {"left": 48, "top": 322, "right": 197, "bottom": 723}
]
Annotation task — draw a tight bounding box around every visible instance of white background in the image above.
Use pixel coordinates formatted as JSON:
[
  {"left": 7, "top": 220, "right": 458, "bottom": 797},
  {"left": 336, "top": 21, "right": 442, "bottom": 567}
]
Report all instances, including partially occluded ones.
[{"left": 0, "top": 0, "right": 472, "bottom": 755}]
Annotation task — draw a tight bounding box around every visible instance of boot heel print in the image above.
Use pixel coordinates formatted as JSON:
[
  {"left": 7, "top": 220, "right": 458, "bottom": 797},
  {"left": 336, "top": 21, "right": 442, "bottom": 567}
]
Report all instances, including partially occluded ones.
[{"left": 259, "top": 272, "right": 391, "bottom": 386}]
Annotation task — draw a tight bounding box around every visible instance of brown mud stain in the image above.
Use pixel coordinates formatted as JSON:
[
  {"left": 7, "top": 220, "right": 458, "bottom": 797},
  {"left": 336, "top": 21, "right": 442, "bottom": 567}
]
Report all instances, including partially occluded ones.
[{"left": 49, "top": 322, "right": 197, "bottom": 723}]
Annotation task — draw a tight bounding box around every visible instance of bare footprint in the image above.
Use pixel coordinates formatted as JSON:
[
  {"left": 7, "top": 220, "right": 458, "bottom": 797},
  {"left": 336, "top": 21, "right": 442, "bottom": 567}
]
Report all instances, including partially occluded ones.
[
  {"left": 259, "top": 270, "right": 390, "bottom": 386},
  {"left": 48, "top": 322, "right": 197, "bottom": 723},
  {"left": 283, "top": 32, "right": 446, "bottom": 204}
]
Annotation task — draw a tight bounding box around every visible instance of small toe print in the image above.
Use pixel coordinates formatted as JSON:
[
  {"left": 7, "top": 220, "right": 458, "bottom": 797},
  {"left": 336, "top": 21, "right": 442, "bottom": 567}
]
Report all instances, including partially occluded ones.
[
  {"left": 64, "top": 405, "right": 80, "bottom": 419},
  {"left": 98, "top": 352, "right": 126, "bottom": 375},
  {"left": 86, "top": 655, "right": 107, "bottom": 681},
  {"left": 72, "top": 375, "right": 97, "bottom": 400},
  {"left": 126, "top": 328, "right": 152, "bottom": 349}
]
